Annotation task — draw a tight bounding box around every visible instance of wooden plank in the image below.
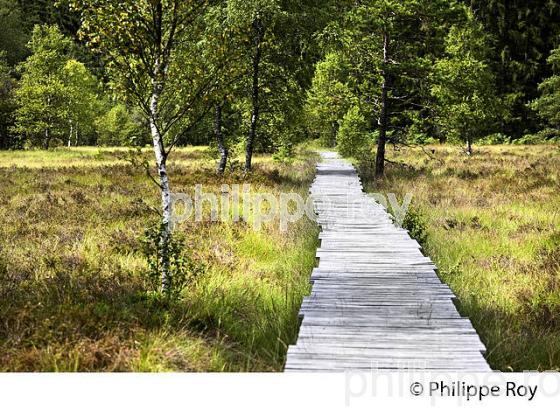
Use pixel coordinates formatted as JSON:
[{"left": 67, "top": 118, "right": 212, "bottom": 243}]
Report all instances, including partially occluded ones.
[{"left": 284, "top": 151, "right": 490, "bottom": 373}]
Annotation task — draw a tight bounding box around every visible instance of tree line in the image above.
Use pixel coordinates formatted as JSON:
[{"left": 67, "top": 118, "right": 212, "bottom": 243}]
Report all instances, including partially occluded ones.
[
  {"left": 305, "top": 0, "right": 559, "bottom": 173},
  {"left": 1, "top": 0, "right": 559, "bottom": 293},
  {"left": 1, "top": 1, "right": 559, "bottom": 153}
]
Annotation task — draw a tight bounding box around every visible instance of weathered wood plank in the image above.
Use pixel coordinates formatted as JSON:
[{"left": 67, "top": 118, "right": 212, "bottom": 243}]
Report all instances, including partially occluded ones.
[{"left": 284, "top": 151, "right": 490, "bottom": 373}]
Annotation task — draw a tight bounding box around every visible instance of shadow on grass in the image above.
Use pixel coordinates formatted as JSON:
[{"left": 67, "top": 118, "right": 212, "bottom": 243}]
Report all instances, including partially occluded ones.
[
  {"left": 0, "top": 260, "right": 202, "bottom": 371},
  {"left": 452, "top": 294, "right": 560, "bottom": 371}
]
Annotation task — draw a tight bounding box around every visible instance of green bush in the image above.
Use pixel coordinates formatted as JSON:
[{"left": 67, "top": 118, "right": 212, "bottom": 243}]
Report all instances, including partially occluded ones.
[
  {"left": 337, "top": 106, "right": 372, "bottom": 159},
  {"left": 95, "top": 104, "right": 145, "bottom": 146},
  {"left": 409, "top": 132, "right": 440, "bottom": 145},
  {"left": 514, "top": 129, "right": 560, "bottom": 145},
  {"left": 479, "top": 133, "right": 511, "bottom": 145},
  {"left": 402, "top": 206, "right": 429, "bottom": 247},
  {"left": 272, "top": 143, "right": 294, "bottom": 162},
  {"left": 140, "top": 224, "right": 204, "bottom": 299}
]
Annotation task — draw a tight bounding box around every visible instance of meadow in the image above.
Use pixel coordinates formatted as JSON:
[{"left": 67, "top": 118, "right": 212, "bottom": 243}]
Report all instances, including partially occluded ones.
[
  {"left": 2, "top": 144, "right": 559, "bottom": 372},
  {"left": 360, "top": 144, "right": 560, "bottom": 371},
  {"left": 0, "top": 147, "right": 319, "bottom": 371}
]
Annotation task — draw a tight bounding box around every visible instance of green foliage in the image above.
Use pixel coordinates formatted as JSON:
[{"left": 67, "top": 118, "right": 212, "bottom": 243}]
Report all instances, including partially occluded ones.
[
  {"left": 62, "top": 59, "right": 102, "bottom": 145},
  {"left": 479, "top": 133, "right": 511, "bottom": 145},
  {"left": 140, "top": 224, "right": 203, "bottom": 299},
  {"left": 401, "top": 206, "right": 428, "bottom": 247},
  {"left": 95, "top": 104, "right": 145, "bottom": 146},
  {"left": 465, "top": 0, "right": 560, "bottom": 137},
  {"left": 305, "top": 52, "right": 354, "bottom": 146},
  {"left": 13, "top": 25, "right": 72, "bottom": 148},
  {"left": 513, "top": 130, "right": 560, "bottom": 145},
  {"left": 272, "top": 143, "right": 294, "bottom": 163},
  {"left": 71, "top": 0, "right": 217, "bottom": 148},
  {"left": 221, "top": 0, "right": 335, "bottom": 155},
  {"left": 431, "top": 17, "right": 501, "bottom": 150},
  {"left": 18, "top": 0, "right": 81, "bottom": 37},
  {"left": 316, "top": 0, "right": 464, "bottom": 164},
  {"left": 336, "top": 106, "right": 371, "bottom": 159},
  {"left": 0, "top": 52, "right": 17, "bottom": 149},
  {"left": 0, "top": 0, "right": 29, "bottom": 65},
  {"left": 12, "top": 25, "right": 103, "bottom": 148},
  {"left": 2, "top": 0, "right": 559, "bottom": 150},
  {"left": 529, "top": 46, "right": 560, "bottom": 141}
]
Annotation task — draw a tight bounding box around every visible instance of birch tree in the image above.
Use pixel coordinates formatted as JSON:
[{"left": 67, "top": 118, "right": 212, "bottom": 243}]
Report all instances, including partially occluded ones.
[
  {"left": 71, "top": 0, "right": 214, "bottom": 294},
  {"left": 62, "top": 59, "right": 100, "bottom": 147},
  {"left": 201, "top": 2, "right": 246, "bottom": 174},
  {"left": 225, "top": 0, "right": 333, "bottom": 169},
  {"left": 225, "top": 0, "right": 281, "bottom": 171}
]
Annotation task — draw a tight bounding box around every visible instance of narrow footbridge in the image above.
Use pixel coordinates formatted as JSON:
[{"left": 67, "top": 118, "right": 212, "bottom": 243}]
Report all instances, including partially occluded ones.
[{"left": 284, "top": 152, "right": 490, "bottom": 372}]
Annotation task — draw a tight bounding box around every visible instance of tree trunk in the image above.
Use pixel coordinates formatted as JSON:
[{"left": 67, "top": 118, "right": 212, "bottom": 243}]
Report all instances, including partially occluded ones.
[
  {"left": 68, "top": 122, "right": 73, "bottom": 148},
  {"left": 149, "top": 67, "right": 172, "bottom": 295},
  {"left": 44, "top": 128, "right": 50, "bottom": 150},
  {"left": 214, "top": 104, "right": 228, "bottom": 174},
  {"left": 331, "top": 121, "right": 337, "bottom": 148},
  {"left": 74, "top": 123, "right": 79, "bottom": 147},
  {"left": 466, "top": 137, "right": 473, "bottom": 156},
  {"left": 375, "top": 30, "right": 390, "bottom": 179},
  {"left": 245, "top": 18, "right": 264, "bottom": 172}
]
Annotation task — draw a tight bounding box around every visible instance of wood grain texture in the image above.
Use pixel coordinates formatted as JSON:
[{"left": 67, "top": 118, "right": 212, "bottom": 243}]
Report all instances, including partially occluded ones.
[{"left": 284, "top": 152, "right": 491, "bottom": 372}]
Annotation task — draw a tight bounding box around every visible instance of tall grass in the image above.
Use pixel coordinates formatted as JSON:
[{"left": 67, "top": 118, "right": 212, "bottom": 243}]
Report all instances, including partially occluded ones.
[
  {"left": 360, "top": 144, "right": 560, "bottom": 371},
  {"left": 0, "top": 146, "right": 319, "bottom": 371}
]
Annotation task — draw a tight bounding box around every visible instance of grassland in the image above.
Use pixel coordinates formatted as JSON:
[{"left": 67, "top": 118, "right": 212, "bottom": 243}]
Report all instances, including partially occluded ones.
[
  {"left": 359, "top": 144, "right": 560, "bottom": 371},
  {"left": 0, "top": 146, "right": 319, "bottom": 371},
  {"left": 3, "top": 143, "right": 558, "bottom": 372}
]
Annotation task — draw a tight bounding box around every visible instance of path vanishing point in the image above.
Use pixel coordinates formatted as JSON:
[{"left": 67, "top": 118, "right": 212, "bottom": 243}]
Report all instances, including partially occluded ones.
[{"left": 284, "top": 152, "right": 490, "bottom": 372}]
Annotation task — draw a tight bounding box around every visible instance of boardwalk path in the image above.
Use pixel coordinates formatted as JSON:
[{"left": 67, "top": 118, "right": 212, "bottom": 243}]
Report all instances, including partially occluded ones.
[{"left": 284, "top": 152, "right": 490, "bottom": 372}]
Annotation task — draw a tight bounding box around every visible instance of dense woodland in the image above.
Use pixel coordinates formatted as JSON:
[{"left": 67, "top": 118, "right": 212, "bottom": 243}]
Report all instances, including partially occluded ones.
[{"left": 1, "top": 0, "right": 559, "bottom": 153}]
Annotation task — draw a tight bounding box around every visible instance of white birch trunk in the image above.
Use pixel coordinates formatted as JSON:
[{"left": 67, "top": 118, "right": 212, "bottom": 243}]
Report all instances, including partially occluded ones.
[
  {"left": 149, "top": 63, "right": 172, "bottom": 294},
  {"left": 44, "top": 128, "right": 50, "bottom": 150},
  {"left": 68, "top": 122, "right": 73, "bottom": 148}
]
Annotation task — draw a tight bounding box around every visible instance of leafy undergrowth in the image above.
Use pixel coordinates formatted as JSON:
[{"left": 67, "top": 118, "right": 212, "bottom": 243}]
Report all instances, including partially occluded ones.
[
  {"left": 0, "top": 146, "right": 319, "bottom": 371},
  {"left": 361, "top": 144, "right": 560, "bottom": 371}
]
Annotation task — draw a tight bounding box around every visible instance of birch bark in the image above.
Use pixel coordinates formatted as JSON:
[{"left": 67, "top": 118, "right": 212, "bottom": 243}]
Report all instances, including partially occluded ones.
[{"left": 149, "top": 58, "right": 172, "bottom": 294}]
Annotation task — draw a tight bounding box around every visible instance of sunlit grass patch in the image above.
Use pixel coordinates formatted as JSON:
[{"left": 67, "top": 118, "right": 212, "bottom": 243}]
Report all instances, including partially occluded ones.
[
  {"left": 131, "top": 330, "right": 230, "bottom": 372},
  {"left": 0, "top": 146, "right": 319, "bottom": 372},
  {"left": 363, "top": 144, "right": 560, "bottom": 371}
]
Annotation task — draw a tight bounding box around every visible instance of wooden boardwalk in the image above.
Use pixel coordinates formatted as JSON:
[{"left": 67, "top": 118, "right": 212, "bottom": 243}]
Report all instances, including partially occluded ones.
[{"left": 284, "top": 152, "right": 490, "bottom": 372}]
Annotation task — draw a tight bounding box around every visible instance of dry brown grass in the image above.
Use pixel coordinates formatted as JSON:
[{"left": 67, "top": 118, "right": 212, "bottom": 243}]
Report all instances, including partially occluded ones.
[{"left": 360, "top": 144, "right": 560, "bottom": 370}]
